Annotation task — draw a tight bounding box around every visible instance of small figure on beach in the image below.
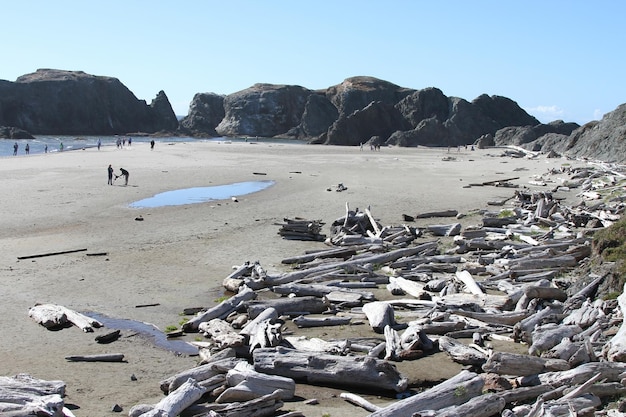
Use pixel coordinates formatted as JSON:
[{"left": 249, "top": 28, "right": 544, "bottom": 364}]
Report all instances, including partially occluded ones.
[
  {"left": 150, "top": 139, "right": 155, "bottom": 150},
  {"left": 25, "top": 143, "right": 29, "bottom": 154},
  {"left": 44, "top": 144, "right": 48, "bottom": 153},
  {"left": 128, "top": 137, "right": 132, "bottom": 147},
  {"left": 13, "top": 142, "right": 18, "bottom": 156},
  {"left": 97, "top": 139, "right": 101, "bottom": 150},
  {"left": 117, "top": 168, "right": 129, "bottom": 186},
  {"left": 59, "top": 142, "right": 64, "bottom": 152},
  {"left": 108, "top": 164, "right": 114, "bottom": 185}
]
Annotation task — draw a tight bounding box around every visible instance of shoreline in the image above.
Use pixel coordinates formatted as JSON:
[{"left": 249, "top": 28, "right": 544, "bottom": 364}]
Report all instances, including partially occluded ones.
[{"left": 0, "top": 141, "right": 589, "bottom": 415}]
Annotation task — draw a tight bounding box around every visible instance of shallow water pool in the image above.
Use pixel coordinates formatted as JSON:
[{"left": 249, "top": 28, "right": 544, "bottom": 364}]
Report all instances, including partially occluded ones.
[{"left": 130, "top": 180, "right": 275, "bottom": 208}]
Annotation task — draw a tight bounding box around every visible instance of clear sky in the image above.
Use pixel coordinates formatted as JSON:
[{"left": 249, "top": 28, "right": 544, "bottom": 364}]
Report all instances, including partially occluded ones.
[{"left": 3, "top": 1, "right": 624, "bottom": 125}]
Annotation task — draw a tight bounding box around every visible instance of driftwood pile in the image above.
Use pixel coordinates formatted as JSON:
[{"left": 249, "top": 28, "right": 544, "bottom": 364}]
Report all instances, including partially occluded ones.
[
  {"left": 12, "top": 158, "right": 626, "bottom": 416},
  {"left": 276, "top": 218, "right": 326, "bottom": 241}
]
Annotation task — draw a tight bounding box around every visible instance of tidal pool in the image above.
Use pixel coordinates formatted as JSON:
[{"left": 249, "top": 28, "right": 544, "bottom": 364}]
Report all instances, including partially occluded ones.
[{"left": 130, "top": 180, "right": 275, "bottom": 208}]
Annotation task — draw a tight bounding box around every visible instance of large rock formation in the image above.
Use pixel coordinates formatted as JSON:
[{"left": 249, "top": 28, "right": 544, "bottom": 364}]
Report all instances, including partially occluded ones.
[
  {"left": 215, "top": 84, "right": 310, "bottom": 137},
  {"left": 179, "top": 93, "right": 225, "bottom": 136},
  {"left": 0, "top": 69, "right": 178, "bottom": 135}
]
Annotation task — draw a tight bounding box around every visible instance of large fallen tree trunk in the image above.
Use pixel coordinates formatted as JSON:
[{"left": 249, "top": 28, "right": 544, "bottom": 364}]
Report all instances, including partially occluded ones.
[
  {"left": 369, "top": 370, "right": 484, "bottom": 417},
  {"left": 482, "top": 351, "right": 569, "bottom": 376},
  {"left": 252, "top": 347, "right": 408, "bottom": 392},
  {"left": 129, "top": 378, "right": 207, "bottom": 417}
]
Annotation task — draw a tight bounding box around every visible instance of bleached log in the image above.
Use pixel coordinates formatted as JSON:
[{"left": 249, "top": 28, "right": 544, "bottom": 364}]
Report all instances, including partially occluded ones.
[
  {"left": 198, "top": 319, "right": 245, "bottom": 349},
  {"left": 454, "top": 270, "right": 484, "bottom": 296},
  {"left": 437, "top": 336, "right": 486, "bottom": 366},
  {"left": 340, "top": 392, "right": 382, "bottom": 412},
  {"left": 132, "top": 378, "right": 207, "bottom": 417},
  {"left": 183, "top": 286, "right": 257, "bottom": 332},
  {"left": 239, "top": 308, "right": 277, "bottom": 337},
  {"left": 177, "top": 390, "right": 284, "bottom": 417},
  {"left": 362, "top": 302, "right": 396, "bottom": 333},
  {"left": 160, "top": 357, "right": 245, "bottom": 394},
  {"left": 369, "top": 370, "right": 484, "bottom": 417},
  {"left": 605, "top": 283, "right": 626, "bottom": 362},
  {"left": 513, "top": 304, "right": 563, "bottom": 344},
  {"left": 416, "top": 393, "right": 505, "bottom": 417},
  {"left": 517, "top": 361, "right": 626, "bottom": 388},
  {"left": 482, "top": 351, "right": 569, "bottom": 376},
  {"left": 384, "top": 325, "right": 403, "bottom": 361},
  {"left": 271, "top": 282, "right": 373, "bottom": 301},
  {"left": 0, "top": 373, "right": 66, "bottom": 397},
  {"left": 292, "top": 315, "right": 351, "bottom": 328},
  {"left": 216, "top": 362, "right": 295, "bottom": 403},
  {"left": 246, "top": 318, "right": 284, "bottom": 353},
  {"left": 284, "top": 336, "right": 351, "bottom": 355},
  {"left": 450, "top": 309, "right": 530, "bottom": 326},
  {"left": 28, "top": 303, "right": 102, "bottom": 332},
  {"left": 388, "top": 276, "right": 426, "bottom": 299},
  {"left": 0, "top": 394, "right": 65, "bottom": 417},
  {"left": 415, "top": 209, "right": 458, "bottom": 218},
  {"left": 529, "top": 323, "right": 583, "bottom": 356},
  {"left": 246, "top": 296, "right": 329, "bottom": 319},
  {"left": 253, "top": 347, "right": 408, "bottom": 392}
]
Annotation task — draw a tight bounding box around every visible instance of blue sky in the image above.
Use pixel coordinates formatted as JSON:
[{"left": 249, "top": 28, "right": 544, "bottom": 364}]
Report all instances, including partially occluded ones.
[{"left": 3, "top": 1, "right": 624, "bottom": 124}]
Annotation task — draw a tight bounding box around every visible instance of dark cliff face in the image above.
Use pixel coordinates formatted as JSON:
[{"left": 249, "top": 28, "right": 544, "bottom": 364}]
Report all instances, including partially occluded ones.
[{"left": 0, "top": 69, "right": 178, "bottom": 135}]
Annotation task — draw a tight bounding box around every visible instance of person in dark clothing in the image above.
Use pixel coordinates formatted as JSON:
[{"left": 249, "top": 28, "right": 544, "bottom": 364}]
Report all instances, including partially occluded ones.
[
  {"left": 117, "top": 168, "right": 129, "bottom": 185},
  {"left": 108, "top": 164, "right": 114, "bottom": 185},
  {"left": 150, "top": 139, "right": 155, "bottom": 150}
]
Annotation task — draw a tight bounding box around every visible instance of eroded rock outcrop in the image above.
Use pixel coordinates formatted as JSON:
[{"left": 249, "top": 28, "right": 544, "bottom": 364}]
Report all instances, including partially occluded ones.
[
  {"left": 0, "top": 69, "right": 178, "bottom": 135},
  {"left": 179, "top": 93, "right": 225, "bottom": 136},
  {"left": 215, "top": 84, "right": 311, "bottom": 137}
]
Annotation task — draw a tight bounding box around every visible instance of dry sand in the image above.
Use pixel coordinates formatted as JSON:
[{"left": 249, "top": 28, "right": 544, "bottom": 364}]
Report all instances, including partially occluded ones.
[{"left": 0, "top": 140, "right": 585, "bottom": 416}]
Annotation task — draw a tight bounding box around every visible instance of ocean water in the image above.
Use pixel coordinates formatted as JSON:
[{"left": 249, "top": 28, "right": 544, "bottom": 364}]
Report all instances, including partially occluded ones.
[{"left": 0, "top": 135, "right": 306, "bottom": 157}]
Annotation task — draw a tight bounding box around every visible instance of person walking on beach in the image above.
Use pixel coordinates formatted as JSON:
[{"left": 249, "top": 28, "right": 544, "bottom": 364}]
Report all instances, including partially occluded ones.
[
  {"left": 59, "top": 142, "right": 64, "bottom": 152},
  {"left": 97, "top": 139, "right": 101, "bottom": 150},
  {"left": 150, "top": 139, "right": 155, "bottom": 150},
  {"left": 117, "top": 168, "right": 129, "bottom": 185},
  {"left": 44, "top": 144, "right": 48, "bottom": 153},
  {"left": 13, "top": 142, "right": 18, "bottom": 156},
  {"left": 25, "top": 143, "right": 29, "bottom": 154},
  {"left": 107, "top": 164, "right": 114, "bottom": 185}
]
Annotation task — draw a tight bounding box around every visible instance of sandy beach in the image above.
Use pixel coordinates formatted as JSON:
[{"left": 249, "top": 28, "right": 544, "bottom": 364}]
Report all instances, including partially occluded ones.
[{"left": 0, "top": 140, "right": 585, "bottom": 416}]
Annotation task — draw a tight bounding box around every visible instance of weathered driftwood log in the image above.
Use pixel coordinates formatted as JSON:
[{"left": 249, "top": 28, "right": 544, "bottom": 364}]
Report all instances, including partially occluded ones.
[
  {"left": 605, "top": 283, "right": 626, "bottom": 362},
  {"left": 340, "top": 392, "right": 382, "bottom": 412},
  {"left": 284, "top": 336, "right": 351, "bottom": 355},
  {"left": 271, "top": 282, "right": 374, "bottom": 301},
  {"left": 246, "top": 296, "right": 329, "bottom": 319},
  {"left": 388, "top": 276, "right": 426, "bottom": 299},
  {"left": 0, "top": 374, "right": 66, "bottom": 397},
  {"left": 245, "top": 318, "right": 284, "bottom": 354},
  {"left": 450, "top": 309, "right": 530, "bottom": 326},
  {"left": 0, "top": 394, "right": 65, "bottom": 417},
  {"left": 198, "top": 319, "right": 245, "bottom": 349},
  {"left": 524, "top": 285, "right": 568, "bottom": 302},
  {"left": 281, "top": 247, "right": 358, "bottom": 265},
  {"left": 65, "top": 353, "right": 125, "bottom": 362},
  {"left": 516, "top": 361, "right": 626, "bottom": 388},
  {"left": 528, "top": 323, "right": 583, "bottom": 356},
  {"left": 513, "top": 304, "right": 563, "bottom": 343},
  {"left": 437, "top": 336, "right": 487, "bottom": 366},
  {"left": 369, "top": 370, "right": 484, "bottom": 417},
  {"left": 454, "top": 270, "right": 484, "bottom": 296},
  {"left": 160, "top": 357, "right": 245, "bottom": 394},
  {"left": 292, "top": 315, "right": 351, "bottom": 328},
  {"left": 179, "top": 390, "right": 284, "bottom": 417},
  {"left": 415, "top": 209, "right": 458, "bottom": 219},
  {"left": 427, "top": 223, "right": 461, "bottom": 236},
  {"left": 216, "top": 362, "right": 295, "bottom": 403},
  {"left": 183, "top": 286, "right": 257, "bottom": 332},
  {"left": 28, "top": 303, "right": 102, "bottom": 332},
  {"left": 384, "top": 325, "right": 403, "bottom": 361},
  {"left": 482, "top": 351, "right": 569, "bottom": 376},
  {"left": 95, "top": 329, "right": 121, "bottom": 344},
  {"left": 362, "top": 301, "right": 396, "bottom": 333},
  {"left": 129, "top": 378, "right": 207, "bottom": 417},
  {"left": 253, "top": 347, "right": 408, "bottom": 392},
  {"left": 416, "top": 393, "right": 506, "bottom": 417},
  {"left": 542, "top": 337, "right": 590, "bottom": 366}
]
